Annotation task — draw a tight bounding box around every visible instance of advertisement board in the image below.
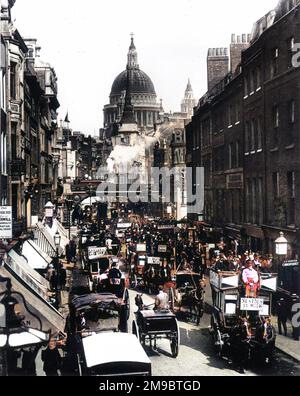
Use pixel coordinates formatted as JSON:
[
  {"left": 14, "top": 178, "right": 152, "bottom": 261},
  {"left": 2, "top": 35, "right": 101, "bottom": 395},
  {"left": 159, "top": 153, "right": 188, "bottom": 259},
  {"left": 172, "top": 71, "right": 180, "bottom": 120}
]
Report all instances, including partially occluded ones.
[
  {"left": 136, "top": 244, "right": 146, "bottom": 253},
  {"left": 147, "top": 257, "right": 161, "bottom": 265},
  {"left": 88, "top": 246, "right": 107, "bottom": 260},
  {"left": 0, "top": 206, "right": 12, "bottom": 239},
  {"left": 158, "top": 245, "right": 167, "bottom": 253},
  {"left": 240, "top": 298, "right": 264, "bottom": 312}
]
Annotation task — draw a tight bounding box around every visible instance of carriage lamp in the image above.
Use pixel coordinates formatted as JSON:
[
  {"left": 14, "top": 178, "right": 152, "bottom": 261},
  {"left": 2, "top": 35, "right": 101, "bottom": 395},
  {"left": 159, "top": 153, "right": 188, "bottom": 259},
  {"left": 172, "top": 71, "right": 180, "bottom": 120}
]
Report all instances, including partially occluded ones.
[
  {"left": 274, "top": 232, "right": 288, "bottom": 256},
  {"left": 54, "top": 231, "right": 61, "bottom": 249},
  {"left": 0, "top": 275, "right": 50, "bottom": 376}
]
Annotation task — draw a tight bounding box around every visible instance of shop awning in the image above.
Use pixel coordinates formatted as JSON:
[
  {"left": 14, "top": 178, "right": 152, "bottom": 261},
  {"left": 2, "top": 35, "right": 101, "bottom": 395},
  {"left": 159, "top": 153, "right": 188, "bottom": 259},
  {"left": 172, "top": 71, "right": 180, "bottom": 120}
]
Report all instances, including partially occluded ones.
[
  {"left": 21, "top": 240, "right": 52, "bottom": 271},
  {"left": 33, "top": 222, "right": 56, "bottom": 258},
  {"left": 1, "top": 260, "right": 65, "bottom": 334},
  {"left": 43, "top": 219, "right": 70, "bottom": 254},
  {"left": 7, "top": 249, "right": 49, "bottom": 295}
]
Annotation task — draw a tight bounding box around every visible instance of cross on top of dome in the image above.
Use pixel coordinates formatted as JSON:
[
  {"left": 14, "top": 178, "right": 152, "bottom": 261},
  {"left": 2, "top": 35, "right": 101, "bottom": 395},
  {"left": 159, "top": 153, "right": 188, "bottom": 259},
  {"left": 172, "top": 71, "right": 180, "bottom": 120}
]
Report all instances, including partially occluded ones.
[{"left": 127, "top": 33, "right": 139, "bottom": 70}]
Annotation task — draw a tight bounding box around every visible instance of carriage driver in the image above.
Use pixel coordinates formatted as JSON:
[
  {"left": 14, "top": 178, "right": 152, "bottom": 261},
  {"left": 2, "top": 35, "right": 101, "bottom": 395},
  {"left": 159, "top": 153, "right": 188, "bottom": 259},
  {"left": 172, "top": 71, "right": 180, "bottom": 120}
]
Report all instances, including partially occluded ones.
[{"left": 155, "top": 285, "right": 170, "bottom": 311}]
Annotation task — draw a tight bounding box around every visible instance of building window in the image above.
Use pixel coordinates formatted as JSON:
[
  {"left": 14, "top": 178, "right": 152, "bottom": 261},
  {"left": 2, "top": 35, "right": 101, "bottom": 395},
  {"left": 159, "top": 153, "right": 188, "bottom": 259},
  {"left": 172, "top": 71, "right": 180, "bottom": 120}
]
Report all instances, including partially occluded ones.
[
  {"left": 229, "top": 143, "right": 233, "bottom": 169},
  {"left": 273, "top": 106, "right": 279, "bottom": 128},
  {"left": 256, "top": 66, "right": 261, "bottom": 88},
  {"left": 250, "top": 69, "right": 256, "bottom": 93},
  {"left": 235, "top": 101, "right": 240, "bottom": 123},
  {"left": 288, "top": 37, "right": 295, "bottom": 68},
  {"left": 1, "top": 130, "right": 7, "bottom": 175},
  {"left": 10, "top": 62, "right": 17, "bottom": 100},
  {"left": 287, "top": 171, "right": 295, "bottom": 225},
  {"left": 289, "top": 100, "right": 295, "bottom": 124},
  {"left": 245, "top": 122, "right": 250, "bottom": 153},
  {"left": 250, "top": 120, "right": 256, "bottom": 152},
  {"left": 272, "top": 172, "right": 280, "bottom": 199},
  {"left": 257, "top": 117, "right": 262, "bottom": 150},
  {"left": 11, "top": 123, "right": 17, "bottom": 160},
  {"left": 1, "top": 71, "right": 6, "bottom": 110},
  {"left": 236, "top": 141, "right": 240, "bottom": 168},
  {"left": 244, "top": 75, "right": 248, "bottom": 97},
  {"left": 271, "top": 48, "right": 279, "bottom": 78}
]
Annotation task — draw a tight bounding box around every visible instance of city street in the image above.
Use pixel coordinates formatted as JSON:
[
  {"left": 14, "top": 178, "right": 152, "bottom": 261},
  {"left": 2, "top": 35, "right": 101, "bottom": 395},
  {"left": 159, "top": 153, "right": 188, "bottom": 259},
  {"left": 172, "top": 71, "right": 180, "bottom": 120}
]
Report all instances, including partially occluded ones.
[
  {"left": 127, "top": 290, "right": 300, "bottom": 377},
  {"left": 1, "top": 0, "right": 300, "bottom": 379}
]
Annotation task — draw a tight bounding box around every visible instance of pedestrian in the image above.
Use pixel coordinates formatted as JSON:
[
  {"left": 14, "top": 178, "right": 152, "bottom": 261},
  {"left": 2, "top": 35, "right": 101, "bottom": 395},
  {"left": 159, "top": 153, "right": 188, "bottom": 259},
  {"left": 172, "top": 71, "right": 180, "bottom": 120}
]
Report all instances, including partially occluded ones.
[
  {"left": 60, "top": 267, "right": 67, "bottom": 291},
  {"left": 155, "top": 285, "right": 169, "bottom": 311},
  {"left": 41, "top": 338, "right": 62, "bottom": 376},
  {"left": 275, "top": 297, "right": 288, "bottom": 337},
  {"left": 21, "top": 346, "right": 39, "bottom": 376}
]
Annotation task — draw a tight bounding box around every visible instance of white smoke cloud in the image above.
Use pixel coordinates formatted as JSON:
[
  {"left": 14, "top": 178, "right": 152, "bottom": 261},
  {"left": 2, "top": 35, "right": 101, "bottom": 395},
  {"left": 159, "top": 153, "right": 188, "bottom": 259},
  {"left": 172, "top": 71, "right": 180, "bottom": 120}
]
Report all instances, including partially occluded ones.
[{"left": 106, "top": 122, "right": 177, "bottom": 173}]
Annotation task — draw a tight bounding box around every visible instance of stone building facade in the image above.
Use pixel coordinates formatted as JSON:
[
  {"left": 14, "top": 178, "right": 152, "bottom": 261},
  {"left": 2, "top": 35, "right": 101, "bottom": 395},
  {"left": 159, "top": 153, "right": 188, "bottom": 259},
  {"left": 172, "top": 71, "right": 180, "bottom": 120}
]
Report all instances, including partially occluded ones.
[
  {"left": 187, "top": 0, "right": 300, "bottom": 257},
  {"left": 1, "top": 1, "right": 60, "bottom": 237}
]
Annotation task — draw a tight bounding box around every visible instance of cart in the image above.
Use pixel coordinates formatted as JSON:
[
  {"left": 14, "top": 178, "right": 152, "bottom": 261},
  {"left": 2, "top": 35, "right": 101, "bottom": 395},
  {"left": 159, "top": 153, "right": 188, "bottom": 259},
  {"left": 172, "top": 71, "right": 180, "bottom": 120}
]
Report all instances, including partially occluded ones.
[
  {"left": 168, "top": 270, "right": 205, "bottom": 325},
  {"left": 132, "top": 296, "right": 180, "bottom": 358},
  {"left": 129, "top": 243, "right": 147, "bottom": 289},
  {"left": 209, "top": 269, "right": 277, "bottom": 365},
  {"left": 69, "top": 292, "right": 129, "bottom": 335}
]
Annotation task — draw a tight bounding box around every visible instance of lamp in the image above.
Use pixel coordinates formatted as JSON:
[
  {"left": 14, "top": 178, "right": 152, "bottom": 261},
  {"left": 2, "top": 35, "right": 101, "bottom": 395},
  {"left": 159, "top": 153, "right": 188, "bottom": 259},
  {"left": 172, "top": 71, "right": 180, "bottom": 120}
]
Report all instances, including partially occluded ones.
[
  {"left": 0, "top": 276, "right": 50, "bottom": 375},
  {"left": 54, "top": 231, "right": 61, "bottom": 249},
  {"left": 275, "top": 232, "right": 288, "bottom": 256}
]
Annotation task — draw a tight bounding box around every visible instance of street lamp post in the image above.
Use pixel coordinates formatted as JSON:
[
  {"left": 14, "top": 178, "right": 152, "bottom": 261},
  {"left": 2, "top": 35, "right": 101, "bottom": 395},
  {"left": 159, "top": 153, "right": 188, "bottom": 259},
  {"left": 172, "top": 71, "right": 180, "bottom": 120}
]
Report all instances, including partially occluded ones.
[
  {"left": 54, "top": 231, "right": 61, "bottom": 291},
  {"left": 65, "top": 199, "right": 74, "bottom": 241},
  {"left": 0, "top": 275, "right": 50, "bottom": 376},
  {"left": 274, "top": 231, "right": 288, "bottom": 273}
]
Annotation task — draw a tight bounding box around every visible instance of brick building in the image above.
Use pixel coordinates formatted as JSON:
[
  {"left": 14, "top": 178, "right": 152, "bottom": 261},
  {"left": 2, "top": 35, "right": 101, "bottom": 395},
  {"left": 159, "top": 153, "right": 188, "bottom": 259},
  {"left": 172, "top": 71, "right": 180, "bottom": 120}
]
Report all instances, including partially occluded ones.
[{"left": 187, "top": 0, "right": 300, "bottom": 257}]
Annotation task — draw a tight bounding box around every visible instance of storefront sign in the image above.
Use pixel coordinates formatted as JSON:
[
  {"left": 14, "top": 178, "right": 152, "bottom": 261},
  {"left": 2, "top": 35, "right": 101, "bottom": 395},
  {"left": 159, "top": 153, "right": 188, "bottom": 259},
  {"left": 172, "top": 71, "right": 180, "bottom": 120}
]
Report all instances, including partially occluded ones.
[
  {"left": 240, "top": 298, "right": 264, "bottom": 312},
  {"left": 88, "top": 246, "right": 107, "bottom": 260},
  {"left": 282, "top": 260, "right": 299, "bottom": 268},
  {"left": 0, "top": 206, "right": 12, "bottom": 239}
]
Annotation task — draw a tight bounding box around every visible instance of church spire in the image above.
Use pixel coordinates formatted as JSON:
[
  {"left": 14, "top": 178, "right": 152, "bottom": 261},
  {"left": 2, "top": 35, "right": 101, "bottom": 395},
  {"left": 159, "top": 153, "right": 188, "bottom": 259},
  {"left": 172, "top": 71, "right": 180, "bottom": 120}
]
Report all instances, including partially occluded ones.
[
  {"left": 120, "top": 69, "right": 136, "bottom": 125},
  {"left": 186, "top": 78, "right": 192, "bottom": 92},
  {"left": 127, "top": 33, "right": 139, "bottom": 70}
]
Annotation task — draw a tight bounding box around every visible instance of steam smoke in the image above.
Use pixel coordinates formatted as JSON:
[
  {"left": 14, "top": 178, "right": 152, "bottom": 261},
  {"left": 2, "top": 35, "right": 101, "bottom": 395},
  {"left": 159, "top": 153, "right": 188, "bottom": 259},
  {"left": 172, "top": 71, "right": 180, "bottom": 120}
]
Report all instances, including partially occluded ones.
[{"left": 106, "top": 123, "right": 176, "bottom": 173}]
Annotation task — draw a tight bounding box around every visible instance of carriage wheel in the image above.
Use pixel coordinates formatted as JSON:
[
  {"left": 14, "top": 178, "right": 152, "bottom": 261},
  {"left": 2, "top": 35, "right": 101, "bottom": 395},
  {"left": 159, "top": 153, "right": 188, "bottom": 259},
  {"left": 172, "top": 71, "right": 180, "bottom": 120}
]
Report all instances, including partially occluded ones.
[
  {"left": 124, "top": 289, "right": 130, "bottom": 320},
  {"left": 119, "top": 306, "right": 128, "bottom": 333},
  {"left": 170, "top": 319, "right": 180, "bottom": 358},
  {"left": 211, "top": 316, "right": 223, "bottom": 357},
  {"left": 169, "top": 287, "right": 175, "bottom": 313},
  {"left": 132, "top": 320, "right": 140, "bottom": 343},
  {"left": 130, "top": 274, "right": 137, "bottom": 289},
  {"left": 196, "top": 302, "right": 204, "bottom": 326}
]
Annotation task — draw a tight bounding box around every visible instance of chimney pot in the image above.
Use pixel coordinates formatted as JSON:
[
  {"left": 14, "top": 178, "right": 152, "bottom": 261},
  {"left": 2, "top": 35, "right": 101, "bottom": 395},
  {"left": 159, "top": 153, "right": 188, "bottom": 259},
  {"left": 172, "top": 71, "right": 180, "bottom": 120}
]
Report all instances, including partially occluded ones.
[
  {"left": 242, "top": 34, "right": 246, "bottom": 43},
  {"left": 231, "top": 34, "right": 236, "bottom": 44}
]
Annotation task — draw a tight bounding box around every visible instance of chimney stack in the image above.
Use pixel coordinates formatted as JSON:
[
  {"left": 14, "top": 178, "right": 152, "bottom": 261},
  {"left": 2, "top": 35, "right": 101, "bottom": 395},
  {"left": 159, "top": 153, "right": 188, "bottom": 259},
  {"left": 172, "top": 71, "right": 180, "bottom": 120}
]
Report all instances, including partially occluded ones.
[
  {"left": 207, "top": 47, "right": 229, "bottom": 91},
  {"left": 230, "top": 33, "right": 251, "bottom": 74}
]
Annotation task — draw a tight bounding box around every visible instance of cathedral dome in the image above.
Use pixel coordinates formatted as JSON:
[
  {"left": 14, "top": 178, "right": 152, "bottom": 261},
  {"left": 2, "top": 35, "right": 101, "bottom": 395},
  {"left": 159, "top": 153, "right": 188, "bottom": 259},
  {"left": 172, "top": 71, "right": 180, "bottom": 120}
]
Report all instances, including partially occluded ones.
[{"left": 111, "top": 69, "right": 156, "bottom": 96}]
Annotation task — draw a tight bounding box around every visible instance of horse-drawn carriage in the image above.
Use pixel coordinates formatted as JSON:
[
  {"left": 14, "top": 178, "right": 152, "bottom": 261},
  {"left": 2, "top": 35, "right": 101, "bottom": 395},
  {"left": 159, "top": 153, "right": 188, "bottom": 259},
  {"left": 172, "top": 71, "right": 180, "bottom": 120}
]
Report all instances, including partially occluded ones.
[
  {"left": 209, "top": 269, "right": 277, "bottom": 365},
  {"left": 132, "top": 295, "right": 180, "bottom": 358},
  {"left": 167, "top": 270, "right": 205, "bottom": 325},
  {"left": 68, "top": 293, "right": 150, "bottom": 376},
  {"left": 129, "top": 243, "right": 147, "bottom": 289}
]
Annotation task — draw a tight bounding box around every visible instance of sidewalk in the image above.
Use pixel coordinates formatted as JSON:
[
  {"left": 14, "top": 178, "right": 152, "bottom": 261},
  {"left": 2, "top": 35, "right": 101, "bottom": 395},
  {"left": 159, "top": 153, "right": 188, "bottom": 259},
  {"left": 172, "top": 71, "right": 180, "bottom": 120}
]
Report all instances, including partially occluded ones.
[{"left": 204, "top": 277, "right": 300, "bottom": 362}]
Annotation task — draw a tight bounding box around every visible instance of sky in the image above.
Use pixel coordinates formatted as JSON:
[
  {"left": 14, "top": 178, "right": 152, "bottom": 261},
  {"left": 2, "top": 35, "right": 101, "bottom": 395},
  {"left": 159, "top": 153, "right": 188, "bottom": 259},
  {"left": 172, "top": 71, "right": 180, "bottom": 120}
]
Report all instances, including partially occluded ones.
[{"left": 12, "top": 0, "right": 278, "bottom": 136}]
